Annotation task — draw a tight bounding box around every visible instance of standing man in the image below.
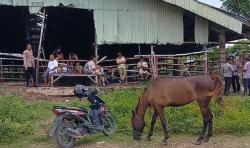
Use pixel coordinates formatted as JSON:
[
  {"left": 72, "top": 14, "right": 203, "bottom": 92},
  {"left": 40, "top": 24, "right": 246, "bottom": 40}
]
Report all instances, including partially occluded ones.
[
  {"left": 23, "top": 43, "right": 36, "bottom": 87},
  {"left": 116, "top": 52, "right": 127, "bottom": 83},
  {"left": 222, "top": 57, "right": 234, "bottom": 96},
  {"left": 232, "top": 57, "right": 241, "bottom": 93},
  {"left": 137, "top": 57, "right": 151, "bottom": 79},
  {"left": 243, "top": 57, "right": 250, "bottom": 96}
]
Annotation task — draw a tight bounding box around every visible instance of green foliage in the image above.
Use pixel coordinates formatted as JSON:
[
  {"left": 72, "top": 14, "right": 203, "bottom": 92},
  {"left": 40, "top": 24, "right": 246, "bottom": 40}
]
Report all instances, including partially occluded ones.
[
  {"left": 221, "top": 0, "right": 250, "bottom": 17},
  {"left": 209, "top": 41, "right": 250, "bottom": 60},
  {"left": 0, "top": 96, "right": 35, "bottom": 143},
  {"left": 227, "top": 41, "right": 250, "bottom": 56},
  {"left": 0, "top": 97, "right": 55, "bottom": 144}
]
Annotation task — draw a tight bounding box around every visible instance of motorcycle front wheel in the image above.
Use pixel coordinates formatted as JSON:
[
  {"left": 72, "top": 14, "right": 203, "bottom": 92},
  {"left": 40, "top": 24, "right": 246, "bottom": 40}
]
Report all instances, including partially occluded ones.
[
  {"left": 54, "top": 120, "right": 76, "bottom": 148},
  {"left": 102, "top": 112, "right": 117, "bottom": 136}
]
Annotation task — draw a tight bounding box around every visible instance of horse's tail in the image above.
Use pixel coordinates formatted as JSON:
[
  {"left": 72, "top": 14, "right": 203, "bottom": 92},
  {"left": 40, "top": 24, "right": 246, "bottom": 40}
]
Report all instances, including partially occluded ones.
[{"left": 209, "top": 75, "right": 224, "bottom": 105}]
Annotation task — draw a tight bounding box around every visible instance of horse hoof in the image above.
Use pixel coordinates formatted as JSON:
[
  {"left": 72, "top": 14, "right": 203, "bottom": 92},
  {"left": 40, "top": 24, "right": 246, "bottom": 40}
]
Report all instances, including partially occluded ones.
[
  {"left": 146, "top": 137, "right": 151, "bottom": 142},
  {"left": 194, "top": 140, "right": 202, "bottom": 145},
  {"left": 204, "top": 137, "right": 209, "bottom": 142},
  {"left": 162, "top": 140, "right": 168, "bottom": 145}
]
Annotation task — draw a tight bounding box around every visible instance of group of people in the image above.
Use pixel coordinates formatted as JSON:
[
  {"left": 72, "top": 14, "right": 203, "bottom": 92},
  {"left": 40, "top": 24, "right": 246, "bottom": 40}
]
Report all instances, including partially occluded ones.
[
  {"left": 223, "top": 56, "right": 250, "bottom": 96},
  {"left": 23, "top": 43, "right": 151, "bottom": 87},
  {"left": 84, "top": 52, "right": 151, "bottom": 86}
]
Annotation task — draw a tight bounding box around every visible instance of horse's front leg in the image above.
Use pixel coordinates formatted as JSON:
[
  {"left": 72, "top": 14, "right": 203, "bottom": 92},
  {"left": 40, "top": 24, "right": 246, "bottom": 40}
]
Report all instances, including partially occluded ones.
[
  {"left": 156, "top": 107, "right": 169, "bottom": 145},
  {"left": 204, "top": 108, "right": 213, "bottom": 142},
  {"left": 195, "top": 99, "right": 210, "bottom": 145},
  {"left": 147, "top": 109, "right": 158, "bottom": 141}
]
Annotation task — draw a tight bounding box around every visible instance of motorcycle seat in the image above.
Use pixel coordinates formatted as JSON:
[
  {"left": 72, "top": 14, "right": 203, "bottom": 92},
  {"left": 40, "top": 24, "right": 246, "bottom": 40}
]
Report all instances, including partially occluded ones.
[{"left": 53, "top": 106, "right": 88, "bottom": 113}]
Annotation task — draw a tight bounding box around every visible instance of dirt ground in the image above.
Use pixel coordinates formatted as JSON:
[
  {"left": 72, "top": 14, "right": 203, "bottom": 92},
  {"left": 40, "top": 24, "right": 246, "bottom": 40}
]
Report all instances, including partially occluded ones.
[
  {"left": 25, "top": 134, "right": 250, "bottom": 148},
  {"left": 79, "top": 135, "right": 250, "bottom": 148},
  {"left": 0, "top": 83, "right": 72, "bottom": 101}
]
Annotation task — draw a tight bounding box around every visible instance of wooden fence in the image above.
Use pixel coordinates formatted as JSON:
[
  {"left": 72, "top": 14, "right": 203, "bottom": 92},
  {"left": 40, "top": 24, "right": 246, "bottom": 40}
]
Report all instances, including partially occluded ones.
[
  {"left": 0, "top": 58, "right": 24, "bottom": 82},
  {"left": 0, "top": 51, "right": 228, "bottom": 85}
]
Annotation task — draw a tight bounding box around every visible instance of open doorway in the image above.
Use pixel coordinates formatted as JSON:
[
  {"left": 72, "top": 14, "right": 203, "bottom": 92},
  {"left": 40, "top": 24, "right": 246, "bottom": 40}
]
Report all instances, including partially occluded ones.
[
  {"left": 0, "top": 6, "right": 29, "bottom": 53},
  {"left": 43, "top": 7, "right": 95, "bottom": 60}
]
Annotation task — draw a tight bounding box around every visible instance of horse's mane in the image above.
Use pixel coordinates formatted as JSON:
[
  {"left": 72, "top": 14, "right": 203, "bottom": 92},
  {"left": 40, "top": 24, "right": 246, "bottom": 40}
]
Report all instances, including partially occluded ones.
[{"left": 135, "top": 78, "right": 163, "bottom": 114}]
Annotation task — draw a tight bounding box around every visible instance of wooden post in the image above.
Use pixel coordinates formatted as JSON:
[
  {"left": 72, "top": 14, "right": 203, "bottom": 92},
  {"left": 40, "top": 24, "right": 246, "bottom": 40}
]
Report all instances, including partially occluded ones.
[
  {"left": 173, "top": 58, "right": 179, "bottom": 76},
  {"left": 138, "top": 45, "right": 141, "bottom": 55},
  {"left": 94, "top": 28, "right": 98, "bottom": 57},
  {"left": 155, "top": 56, "right": 158, "bottom": 77},
  {"left": 36, "top": 60, "right": 40, "bottom": 86},
  {"left": 0, "top": 59, "right": 3, "bottom": 82},
  {"left": 205, "top": 51, "right": 208, "bottom": 76},
  {"left": 203, "top": 44, "right": 208, "bottom": 76},
  {"left": 219, "top": 32, "right": 226, "bottom": 75},
  {"left": 150, "top": 45, "right": 157, "bottom": 78}
]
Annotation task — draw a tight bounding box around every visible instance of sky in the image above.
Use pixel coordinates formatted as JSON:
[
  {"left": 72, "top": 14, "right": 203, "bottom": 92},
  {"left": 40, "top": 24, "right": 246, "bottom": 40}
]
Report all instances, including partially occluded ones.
[{"left": 198, "top": 0, "right": 222, "bottom": 8}]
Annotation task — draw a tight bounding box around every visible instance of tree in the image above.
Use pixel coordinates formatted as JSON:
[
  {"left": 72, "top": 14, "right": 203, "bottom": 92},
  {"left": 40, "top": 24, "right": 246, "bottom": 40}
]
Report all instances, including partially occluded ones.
[
  {"left": 221, "top": 0, "right": 250, "bottom": 17},
  {"left": 227, "top": 41, "right": 250, "bottom": 56},
  {"left": 209, "top": 41, "right": 250, "bottom": 59}
]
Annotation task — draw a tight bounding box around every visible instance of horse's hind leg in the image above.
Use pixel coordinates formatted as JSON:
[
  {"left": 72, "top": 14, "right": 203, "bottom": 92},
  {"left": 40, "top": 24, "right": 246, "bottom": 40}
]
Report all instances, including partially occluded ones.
[
  {"left": 156, "top": 107, "right": 169, "bottom": 145},
  {"left": 204, "top": 108, "right": 213, "bottom": 142},
  {"left": 195, "top": 99, "right": 210, "bottom": 145},
  {"left": 147, "top": 109, "right": 158, "bottom": 141}
]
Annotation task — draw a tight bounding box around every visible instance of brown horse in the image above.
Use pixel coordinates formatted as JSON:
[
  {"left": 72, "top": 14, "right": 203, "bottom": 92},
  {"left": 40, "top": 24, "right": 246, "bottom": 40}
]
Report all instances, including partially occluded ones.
[{"left": 131, "top": 75, "right": 224, "bottom": 145}]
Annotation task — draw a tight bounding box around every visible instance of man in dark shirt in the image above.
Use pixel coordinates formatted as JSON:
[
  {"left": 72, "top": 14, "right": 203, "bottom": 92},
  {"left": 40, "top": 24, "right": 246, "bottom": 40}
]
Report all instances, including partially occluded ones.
[
  {"left": 231, "top": 57, "right": 241, "bottom": 93},
  {"left": 222, "top": 57, "right": 234, "bottom": 96},
  {"left": 53, "top": 46, "right": 64, "bottom": 60}
]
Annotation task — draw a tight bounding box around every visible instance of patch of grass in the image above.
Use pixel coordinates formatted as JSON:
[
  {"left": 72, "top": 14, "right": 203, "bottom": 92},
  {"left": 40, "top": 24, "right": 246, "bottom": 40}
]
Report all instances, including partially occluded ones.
[{"left": 1, "top": 89, "right": 250, "bottom": 147}]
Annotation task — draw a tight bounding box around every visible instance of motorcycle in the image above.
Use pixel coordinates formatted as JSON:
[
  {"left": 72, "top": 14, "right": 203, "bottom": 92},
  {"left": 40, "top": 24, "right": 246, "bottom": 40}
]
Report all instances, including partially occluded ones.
[{"left": 49, "top": 85, "right": 116, "bottom": 148}]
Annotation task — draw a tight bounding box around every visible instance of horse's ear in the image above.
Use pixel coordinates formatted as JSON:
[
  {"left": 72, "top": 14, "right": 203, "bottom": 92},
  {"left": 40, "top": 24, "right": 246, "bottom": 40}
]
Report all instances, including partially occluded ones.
[{"left": 132, "top": 109, "right": 135, "bottom": 117}]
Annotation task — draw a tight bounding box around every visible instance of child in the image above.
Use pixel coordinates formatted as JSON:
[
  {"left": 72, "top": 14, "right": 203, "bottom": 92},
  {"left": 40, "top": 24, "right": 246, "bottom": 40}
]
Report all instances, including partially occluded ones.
[
  {"left": 106, "top": 67, "right": 115, "bottom": 84},
  {"left": 95, "top": 64, "right": 106, "bottom": 86},
  {"left": 75, "top": 62, "right": 83, "bottom": 74}
]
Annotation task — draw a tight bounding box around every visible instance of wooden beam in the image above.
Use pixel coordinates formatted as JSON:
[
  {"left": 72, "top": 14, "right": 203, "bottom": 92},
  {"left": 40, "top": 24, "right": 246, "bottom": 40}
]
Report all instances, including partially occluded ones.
[
  {"left": 0, "top": 59, "right": 3, "bottom": 82},
  {"left": 219, "top": 32, "right": 226, "bottom": 74}
]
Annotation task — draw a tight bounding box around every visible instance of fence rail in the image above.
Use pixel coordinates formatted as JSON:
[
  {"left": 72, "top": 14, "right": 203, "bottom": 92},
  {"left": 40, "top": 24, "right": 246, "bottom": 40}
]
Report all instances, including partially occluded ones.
[{"left": 0, "top": 51, "right": 232, "bottom": 85}]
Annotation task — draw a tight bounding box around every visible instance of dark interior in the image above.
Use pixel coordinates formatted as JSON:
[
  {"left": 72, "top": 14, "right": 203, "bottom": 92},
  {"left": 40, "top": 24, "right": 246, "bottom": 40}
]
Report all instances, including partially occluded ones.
[
  {"left": 183, "top": 11, "right": 195, "bottom": 42},
  {"left": 0, "top": 6, "right": 29, "bottom": 53},
  {"left": 99, "top": 43, "right": 211, "bottom": 60},
  {"left": 43, "top": 7, "right": 95, "bottom": 59}
]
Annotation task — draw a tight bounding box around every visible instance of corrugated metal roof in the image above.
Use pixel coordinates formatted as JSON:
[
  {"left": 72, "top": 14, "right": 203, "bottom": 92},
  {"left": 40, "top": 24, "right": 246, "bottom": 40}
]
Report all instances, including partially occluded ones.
[
  {"left": 163, "top": 0, "right": 243, "bottom": 34},
  {"left": 92, "top": 0, "right": 184, "bottom": 44}
]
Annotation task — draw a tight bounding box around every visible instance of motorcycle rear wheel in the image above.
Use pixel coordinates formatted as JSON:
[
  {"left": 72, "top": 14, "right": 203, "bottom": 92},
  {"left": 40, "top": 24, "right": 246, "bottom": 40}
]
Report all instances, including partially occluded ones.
[
  {"left": 55, "top": 120, "right": 76, "bottom": 148},
  {"left": 102, "top": 112, "right": 116, "bottom": 136}
]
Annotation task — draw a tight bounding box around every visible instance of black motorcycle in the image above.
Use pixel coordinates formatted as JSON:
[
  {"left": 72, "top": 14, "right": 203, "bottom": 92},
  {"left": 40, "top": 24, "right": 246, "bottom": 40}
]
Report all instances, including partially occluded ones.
[{"left": 49, "top": 85, "right": 116, "bottom": 148}]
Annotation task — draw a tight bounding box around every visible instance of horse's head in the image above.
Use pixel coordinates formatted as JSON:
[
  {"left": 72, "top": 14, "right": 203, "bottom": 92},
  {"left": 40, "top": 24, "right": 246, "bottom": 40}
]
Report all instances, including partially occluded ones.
[{"left": 131, "top": 109, "right": 145, "bottom": 140}]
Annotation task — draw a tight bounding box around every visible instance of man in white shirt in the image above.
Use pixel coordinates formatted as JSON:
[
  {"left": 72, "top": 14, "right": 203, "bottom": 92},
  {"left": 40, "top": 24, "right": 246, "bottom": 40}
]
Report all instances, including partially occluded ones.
[
  {"left": 84, "top": 56, "right": 97, "bottom": 74},
  {"left": 137, "top": 57, "right": 151, "bottom": 79},
  {"left": 116, "top": 52, "right": 127, "bottom": 82},
  {"left": 84, "top": 56, "right": 105, "bottom": 85},
  {"left": 44, "top": 54, "right": 58, "bottom": 87}
]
